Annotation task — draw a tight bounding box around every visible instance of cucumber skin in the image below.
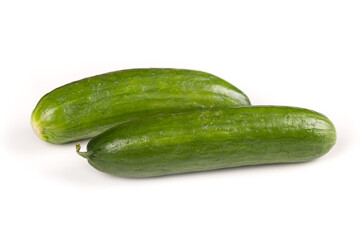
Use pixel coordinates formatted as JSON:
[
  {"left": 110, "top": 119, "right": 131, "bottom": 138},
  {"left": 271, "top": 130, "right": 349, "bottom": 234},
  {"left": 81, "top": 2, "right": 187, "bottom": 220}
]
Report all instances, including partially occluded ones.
[
  {"left": 77, "top": 106, "right": 337, "bottom": 178},
  {"left": 31, "top": 68, "right": 250, "bottom": 144}
]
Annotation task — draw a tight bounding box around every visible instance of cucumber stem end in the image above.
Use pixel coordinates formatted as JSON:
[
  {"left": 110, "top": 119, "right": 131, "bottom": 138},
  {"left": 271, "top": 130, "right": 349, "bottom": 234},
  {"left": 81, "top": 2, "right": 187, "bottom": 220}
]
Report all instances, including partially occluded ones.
[
  {"left": 76, "top": 143, "right": 88, "bottom": 158},
  {"left": 31, "top": 119, "right": 46, "bottom": 141}
]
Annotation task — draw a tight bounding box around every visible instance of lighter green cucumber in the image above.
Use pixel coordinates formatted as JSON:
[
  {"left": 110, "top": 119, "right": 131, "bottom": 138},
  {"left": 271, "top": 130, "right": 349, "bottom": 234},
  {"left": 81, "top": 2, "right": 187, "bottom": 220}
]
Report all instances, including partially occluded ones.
[
  {"left": 76, "top": 106, "right": 337, "bottom": 178},
  {"left": 31, "top": 68, "right": 250, "bottom": 143}
]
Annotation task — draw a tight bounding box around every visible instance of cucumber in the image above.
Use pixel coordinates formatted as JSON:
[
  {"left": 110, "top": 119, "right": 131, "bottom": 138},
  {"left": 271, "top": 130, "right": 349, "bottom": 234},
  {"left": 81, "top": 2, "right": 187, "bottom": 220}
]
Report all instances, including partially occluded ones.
[
  {"left": 31, "top": 68, "right": 250, "bottom": 144},
  {"left": 76, "top": 106, "right": 337, "bottom": 178}
]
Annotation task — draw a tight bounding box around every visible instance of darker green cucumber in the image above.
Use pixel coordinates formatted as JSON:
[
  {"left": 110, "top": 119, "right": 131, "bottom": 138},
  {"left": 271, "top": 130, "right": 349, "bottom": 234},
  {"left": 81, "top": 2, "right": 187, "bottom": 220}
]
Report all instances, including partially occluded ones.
[
  {"left": 76, "top": 106, "right": 337, "bottom": 177},
  {"left": 31, "top": 68, "right": 250, "bottom": 144}
]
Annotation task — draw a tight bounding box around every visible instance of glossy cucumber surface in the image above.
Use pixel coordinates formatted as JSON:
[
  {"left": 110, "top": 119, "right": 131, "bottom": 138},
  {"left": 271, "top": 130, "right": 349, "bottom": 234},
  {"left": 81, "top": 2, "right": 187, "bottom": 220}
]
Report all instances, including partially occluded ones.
[
  {"left": 31, "top": 68, "right": 250, "bottom": 143},
  {"left": 76, "top": 106, "right": 336, "bottom": 177}
]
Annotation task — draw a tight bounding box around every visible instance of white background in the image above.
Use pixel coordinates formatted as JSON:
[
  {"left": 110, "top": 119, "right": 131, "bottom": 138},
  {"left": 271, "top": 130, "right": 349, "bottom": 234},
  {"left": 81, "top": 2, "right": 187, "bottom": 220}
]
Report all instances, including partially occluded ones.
[{"left": 1, "top": 0, "right": 359, "bottom": 239}]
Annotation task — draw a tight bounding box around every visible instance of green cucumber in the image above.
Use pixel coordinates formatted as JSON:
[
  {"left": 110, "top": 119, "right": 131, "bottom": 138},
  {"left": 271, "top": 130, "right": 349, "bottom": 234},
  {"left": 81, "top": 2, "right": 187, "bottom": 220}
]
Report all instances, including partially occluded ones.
[
  {"left": 31, "top": 68, "right": 250, "bottom": 144},
  {"left": 76, "top": 106, "right": 336, "bottom": 178}
]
